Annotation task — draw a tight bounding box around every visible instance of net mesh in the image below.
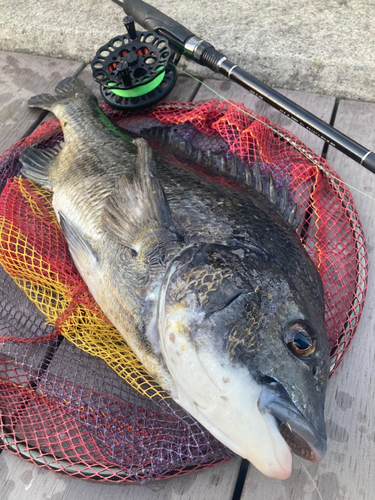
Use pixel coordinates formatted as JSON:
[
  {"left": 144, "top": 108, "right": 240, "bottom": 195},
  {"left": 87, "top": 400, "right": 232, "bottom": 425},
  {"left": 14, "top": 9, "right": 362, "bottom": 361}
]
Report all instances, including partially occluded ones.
[{"left": 0, "top": 99, "right": 368, "bottom": 482}]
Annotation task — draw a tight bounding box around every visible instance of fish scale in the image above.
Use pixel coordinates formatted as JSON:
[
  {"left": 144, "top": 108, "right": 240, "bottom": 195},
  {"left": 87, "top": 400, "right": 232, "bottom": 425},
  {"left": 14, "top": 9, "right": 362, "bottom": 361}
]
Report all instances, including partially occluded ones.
[{"left": 20, "top": 76, "right": 330, "bottom": 481}]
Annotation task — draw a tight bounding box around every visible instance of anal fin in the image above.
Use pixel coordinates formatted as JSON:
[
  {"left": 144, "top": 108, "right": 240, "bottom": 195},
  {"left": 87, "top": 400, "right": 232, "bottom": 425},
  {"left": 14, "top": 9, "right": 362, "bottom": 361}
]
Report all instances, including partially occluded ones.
[{"left": 20, "top": 145, "right": 61, "bottom": 189}]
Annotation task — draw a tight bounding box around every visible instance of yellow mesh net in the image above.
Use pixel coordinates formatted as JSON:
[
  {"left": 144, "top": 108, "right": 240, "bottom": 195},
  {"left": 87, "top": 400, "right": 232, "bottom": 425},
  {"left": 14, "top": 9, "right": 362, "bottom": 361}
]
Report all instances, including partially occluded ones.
[{"left": 0, "top": 177, "right": 169, "bottom": 400}]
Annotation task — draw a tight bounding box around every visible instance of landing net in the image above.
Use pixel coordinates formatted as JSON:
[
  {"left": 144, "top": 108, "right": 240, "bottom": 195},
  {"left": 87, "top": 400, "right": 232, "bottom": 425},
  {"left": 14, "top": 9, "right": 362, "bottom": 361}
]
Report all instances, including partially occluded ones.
[{"left": 0, "top": 99, "right": 367, "bottom": 482}]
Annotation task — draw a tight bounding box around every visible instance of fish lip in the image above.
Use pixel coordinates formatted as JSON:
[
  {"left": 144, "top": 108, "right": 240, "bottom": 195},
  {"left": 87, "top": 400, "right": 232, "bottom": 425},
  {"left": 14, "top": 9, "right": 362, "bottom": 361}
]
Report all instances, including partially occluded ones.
[{"left": 258, "top": 378, "right": 327, "bottom": 463}]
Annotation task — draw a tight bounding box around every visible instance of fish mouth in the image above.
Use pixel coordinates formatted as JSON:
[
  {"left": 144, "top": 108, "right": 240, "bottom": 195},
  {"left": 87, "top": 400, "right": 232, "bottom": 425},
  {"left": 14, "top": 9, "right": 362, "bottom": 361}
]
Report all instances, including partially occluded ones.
[{"left": 258, "top": 377, "right": 327, "bottom": 463}]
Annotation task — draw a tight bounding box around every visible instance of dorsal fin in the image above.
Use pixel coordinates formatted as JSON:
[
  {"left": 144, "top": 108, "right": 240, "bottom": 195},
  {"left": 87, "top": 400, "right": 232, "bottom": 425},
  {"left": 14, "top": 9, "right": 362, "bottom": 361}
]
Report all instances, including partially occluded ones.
[
  {"left": 141, "top": 126, "right": 301, "bottom": 229},
  {"left": 251, "top": 162, "right": 263, "bottom": 192},
  {"left": 102, "top": 138, "right": 182, "bottom": 250},
  {"left": 263, "top": 172, "right": 277, "bottom": 204}
]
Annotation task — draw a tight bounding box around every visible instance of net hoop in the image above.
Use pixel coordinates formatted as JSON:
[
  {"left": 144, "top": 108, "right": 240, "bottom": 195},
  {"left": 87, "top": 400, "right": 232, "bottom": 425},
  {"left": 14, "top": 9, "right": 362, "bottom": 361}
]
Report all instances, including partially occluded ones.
[{"left": 0, "top": 99, "right": 368, "bottom": 482}]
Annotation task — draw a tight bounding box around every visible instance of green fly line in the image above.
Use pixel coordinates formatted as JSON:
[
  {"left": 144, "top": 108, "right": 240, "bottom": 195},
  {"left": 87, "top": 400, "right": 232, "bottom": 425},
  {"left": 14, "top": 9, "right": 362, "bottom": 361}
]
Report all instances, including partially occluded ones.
[
  {"left": 171, "top": 63, "right": 375, "bottom": 204},
  {"left": 108, "top": 71, "right": 165, "bottom": 98}
]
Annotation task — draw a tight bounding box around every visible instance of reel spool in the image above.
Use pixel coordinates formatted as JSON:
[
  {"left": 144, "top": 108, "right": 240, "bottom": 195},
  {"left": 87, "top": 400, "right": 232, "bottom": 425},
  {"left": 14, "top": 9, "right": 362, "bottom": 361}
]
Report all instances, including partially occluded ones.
[{"left": 91, "top": 16, "right": 177, "bottom": 110}]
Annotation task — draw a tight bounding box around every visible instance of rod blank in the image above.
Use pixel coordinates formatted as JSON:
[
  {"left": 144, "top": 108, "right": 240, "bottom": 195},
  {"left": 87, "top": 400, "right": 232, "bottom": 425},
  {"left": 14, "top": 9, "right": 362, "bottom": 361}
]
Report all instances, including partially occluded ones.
[{"left": 124, "top": 0, "right": 375, "bottom": 174}]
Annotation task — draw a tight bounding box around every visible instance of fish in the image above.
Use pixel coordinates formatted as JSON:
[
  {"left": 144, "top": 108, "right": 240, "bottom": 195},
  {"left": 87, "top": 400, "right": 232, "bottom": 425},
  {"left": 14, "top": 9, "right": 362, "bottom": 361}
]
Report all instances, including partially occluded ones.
[{"left": 19, "top": 77, "right": 330, "bottom": 480}]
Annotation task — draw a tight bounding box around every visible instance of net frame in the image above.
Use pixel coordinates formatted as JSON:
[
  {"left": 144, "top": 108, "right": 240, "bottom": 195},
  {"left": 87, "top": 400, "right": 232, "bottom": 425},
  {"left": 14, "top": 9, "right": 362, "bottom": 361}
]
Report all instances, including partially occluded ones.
[{"left": 0, "top": 99, "right": 368, "bottom": 482}]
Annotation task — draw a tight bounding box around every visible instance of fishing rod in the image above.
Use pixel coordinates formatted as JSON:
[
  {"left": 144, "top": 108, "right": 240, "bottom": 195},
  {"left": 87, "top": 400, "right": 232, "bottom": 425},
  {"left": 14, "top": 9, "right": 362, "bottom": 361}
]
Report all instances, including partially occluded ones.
[{"left": 122, "top": 0, "right": 375, "bottom": 175}]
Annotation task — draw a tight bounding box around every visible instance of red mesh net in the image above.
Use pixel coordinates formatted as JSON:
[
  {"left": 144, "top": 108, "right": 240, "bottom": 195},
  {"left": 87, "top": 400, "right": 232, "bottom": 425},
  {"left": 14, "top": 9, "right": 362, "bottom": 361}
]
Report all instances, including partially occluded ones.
[{"left": 0, "top": 99, "right": 368, "bottom": 482}]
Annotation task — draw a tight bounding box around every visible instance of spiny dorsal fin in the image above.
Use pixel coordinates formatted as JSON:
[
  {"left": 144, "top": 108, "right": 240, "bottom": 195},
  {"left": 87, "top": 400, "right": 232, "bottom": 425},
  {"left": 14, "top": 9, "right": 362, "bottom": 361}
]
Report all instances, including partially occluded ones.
[
  {"left": 255, "top": 170, "right": 300, "bottom": 229},
  {"left": 144, "top": 126, "right": 301, "bottom": 229},
  {"left": 102, "top": 138, "right": 181, "bottom": 250},
  {"left": 276, "top": 179, "right": 289, "bottom": 213},
  {"left": 285, "top": 203, "right": 298, "bottom": 227},
  {"left": 27, "top": 77, "right": 95, "bottom": 111},
  {"left": 265, "top": 172, "right": 278, "bottom": 204},
  {"left": 251, "top": 162, "right": 263, "bottom": 193},
  {"left": 20, "top": 144, "right": 63, "bottom": 189}
]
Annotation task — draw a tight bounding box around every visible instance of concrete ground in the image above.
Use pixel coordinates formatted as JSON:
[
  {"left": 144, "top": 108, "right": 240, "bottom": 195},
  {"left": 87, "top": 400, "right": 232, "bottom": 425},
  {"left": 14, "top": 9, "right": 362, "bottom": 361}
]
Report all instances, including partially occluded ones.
[{"left": 0, "top": 0, "right": 374, "bottom": 101}]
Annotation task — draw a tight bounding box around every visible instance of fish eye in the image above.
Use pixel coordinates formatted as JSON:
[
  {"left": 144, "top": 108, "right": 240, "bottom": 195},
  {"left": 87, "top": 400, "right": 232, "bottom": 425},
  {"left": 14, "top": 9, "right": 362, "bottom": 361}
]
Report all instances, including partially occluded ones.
[{"left": 285, "top": 322, "right": 316, "bottom": 358}]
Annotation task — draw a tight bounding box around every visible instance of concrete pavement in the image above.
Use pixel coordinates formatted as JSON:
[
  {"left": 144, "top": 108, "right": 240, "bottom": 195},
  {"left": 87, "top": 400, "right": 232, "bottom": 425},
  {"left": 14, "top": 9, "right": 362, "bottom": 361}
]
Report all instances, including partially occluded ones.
[{"left": 0, "top": 0, "right": 374, "bottom": 101}]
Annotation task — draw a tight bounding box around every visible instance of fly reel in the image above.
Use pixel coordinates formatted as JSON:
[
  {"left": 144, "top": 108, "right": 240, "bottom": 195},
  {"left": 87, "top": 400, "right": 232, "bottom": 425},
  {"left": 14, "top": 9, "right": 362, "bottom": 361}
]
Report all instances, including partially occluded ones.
[{"left": 91, "top": 16, "right": 178, "bottom": 110}]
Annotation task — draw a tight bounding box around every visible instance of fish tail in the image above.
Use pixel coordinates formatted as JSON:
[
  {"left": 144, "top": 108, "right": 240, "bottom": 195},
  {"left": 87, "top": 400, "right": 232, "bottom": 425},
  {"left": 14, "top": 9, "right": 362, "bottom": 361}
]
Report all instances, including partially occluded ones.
[{"left": 27, "top": 77, "right": 95, "bottom": 111}]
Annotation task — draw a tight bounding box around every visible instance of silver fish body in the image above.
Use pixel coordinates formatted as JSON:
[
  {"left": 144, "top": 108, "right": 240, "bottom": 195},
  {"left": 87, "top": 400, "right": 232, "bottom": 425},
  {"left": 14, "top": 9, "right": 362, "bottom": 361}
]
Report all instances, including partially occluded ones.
[{"left": 20, "top": 77, "right": 330, "bottom": 480}]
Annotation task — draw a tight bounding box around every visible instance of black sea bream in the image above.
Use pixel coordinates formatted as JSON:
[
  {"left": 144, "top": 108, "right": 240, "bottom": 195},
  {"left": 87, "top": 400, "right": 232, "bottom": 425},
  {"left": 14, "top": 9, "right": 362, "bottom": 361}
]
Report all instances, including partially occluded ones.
[{"left": 20, "top": 77, "right": 330, "bottom": 480}]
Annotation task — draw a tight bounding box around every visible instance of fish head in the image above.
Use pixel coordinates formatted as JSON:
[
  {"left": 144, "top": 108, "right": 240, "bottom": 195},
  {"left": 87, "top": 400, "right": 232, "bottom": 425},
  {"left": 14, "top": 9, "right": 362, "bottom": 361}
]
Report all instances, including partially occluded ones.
[{"left": 157, "top": 242, "right": 329, "bottom": 479}]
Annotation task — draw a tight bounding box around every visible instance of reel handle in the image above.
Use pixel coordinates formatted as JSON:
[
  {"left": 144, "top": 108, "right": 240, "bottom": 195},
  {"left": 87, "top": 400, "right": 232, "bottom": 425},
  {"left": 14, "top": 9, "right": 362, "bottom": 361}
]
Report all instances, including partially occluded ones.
[{"left": 123, "top": 0, "right": 194, "bottom": 52}]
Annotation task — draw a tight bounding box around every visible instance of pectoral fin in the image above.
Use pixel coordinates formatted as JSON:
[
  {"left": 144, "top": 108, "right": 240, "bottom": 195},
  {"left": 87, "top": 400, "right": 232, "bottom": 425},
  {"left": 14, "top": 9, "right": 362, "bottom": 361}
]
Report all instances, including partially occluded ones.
[
  {"left": 59, "top": 212, "right": 98, "bottom": 277},
  {"left": 102, "top": 138, "right": 182, "bottom": 250}
]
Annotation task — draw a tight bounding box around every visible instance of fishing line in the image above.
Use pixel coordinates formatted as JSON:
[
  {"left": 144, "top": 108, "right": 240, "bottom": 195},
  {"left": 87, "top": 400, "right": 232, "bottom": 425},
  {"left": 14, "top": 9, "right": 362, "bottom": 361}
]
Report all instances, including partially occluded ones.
[
  {"left": 297, "top": 457, "right": 324, "bottom": 500},
  {"left": 107, "top": 71, "right": 166, "bottom": 98},
  {"left": 171, "top": 63, "right": 375, "bottom": 204}
]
